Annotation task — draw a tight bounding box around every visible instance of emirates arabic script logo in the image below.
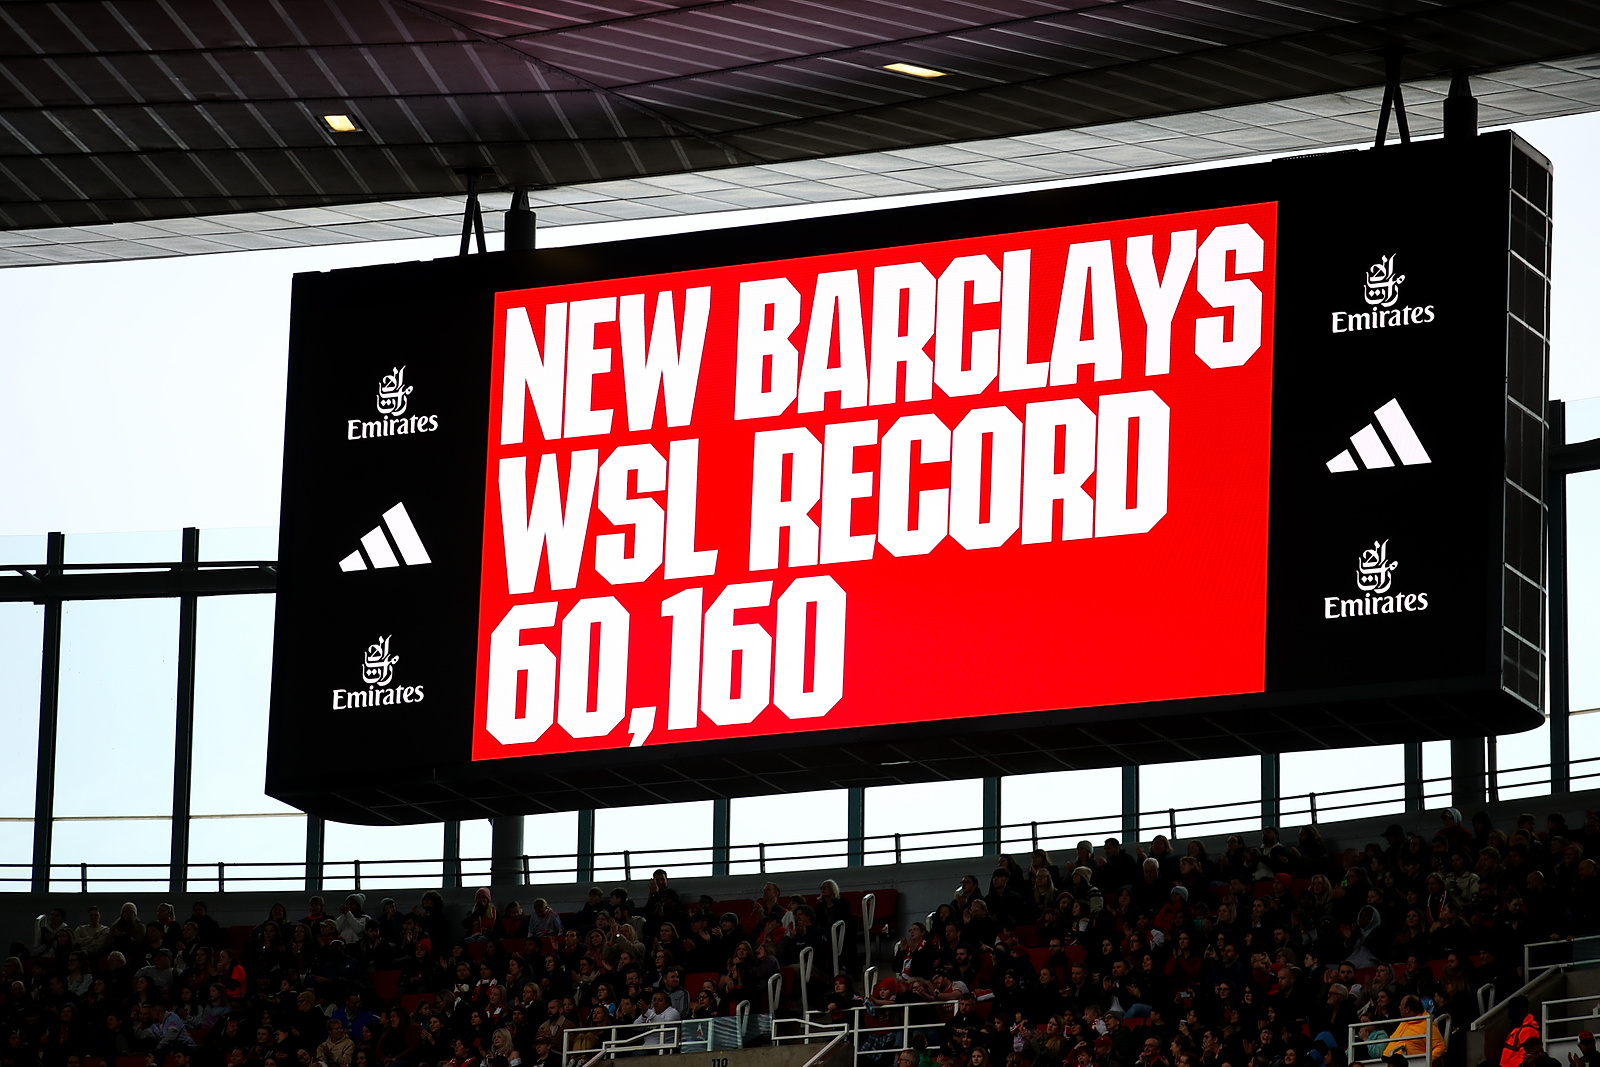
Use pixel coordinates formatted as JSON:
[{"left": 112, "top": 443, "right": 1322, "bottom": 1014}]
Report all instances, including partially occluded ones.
[
  {"left": 1363, "top": 255, "right": 1405, "bottom": 310},
  {"left": 376, "top": 367, "right": 413, "bottom": 417},
  {"left": 1355, "top": 541, "right": 1399, "bottom": 595},
  {"left": 362, "top": 635, "right": 398, "bottom": 688}
]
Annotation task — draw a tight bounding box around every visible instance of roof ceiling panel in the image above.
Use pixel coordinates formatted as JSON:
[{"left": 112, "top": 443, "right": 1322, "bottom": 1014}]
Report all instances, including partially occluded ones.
[{"left": 0, "top": 0, "right": 1598, "bottom": 232}]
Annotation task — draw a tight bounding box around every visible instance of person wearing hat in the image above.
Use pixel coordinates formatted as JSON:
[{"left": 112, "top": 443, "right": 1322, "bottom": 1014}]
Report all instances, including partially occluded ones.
[
  {"left": 525, "top": 1034, "right": 558, "bottom": 1067},
  {"left": 1501, "top": 996, "right": 1541, "bottom": 1067},
  {"left": 1154, "top": 886, "right": 1189, "bottom": 936},
  {"left": 1568, "top": 1030, "right": 1599, "bottom": 1067},
  {"left": 1383, "top": 995, "right": 1446, "bottom": 1064},
  {"left": 376, "top": 897, "right": 404, "bottom": 943}
]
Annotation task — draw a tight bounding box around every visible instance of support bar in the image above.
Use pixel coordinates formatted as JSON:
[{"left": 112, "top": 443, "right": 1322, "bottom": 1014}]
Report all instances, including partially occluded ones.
[
  {"left": 30, "top": 533, "right": 64, "bottom": 894},
  {"left": 169, "top": 528, "right": 199, "bottom": 892}
]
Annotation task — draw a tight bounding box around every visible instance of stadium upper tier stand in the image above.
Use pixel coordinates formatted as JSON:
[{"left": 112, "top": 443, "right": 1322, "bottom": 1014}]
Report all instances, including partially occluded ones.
[{"left": 8, "top": 806, "right": 1599, "bottom": 1067}]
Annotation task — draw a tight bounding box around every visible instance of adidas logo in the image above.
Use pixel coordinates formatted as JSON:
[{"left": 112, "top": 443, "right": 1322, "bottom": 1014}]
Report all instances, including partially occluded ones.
[
  {"left": 338, "top": 502, "right": 432, "bottom": 572},
  {"left": 1326, "top": 399, "right": 1432, "bottom": 473}
]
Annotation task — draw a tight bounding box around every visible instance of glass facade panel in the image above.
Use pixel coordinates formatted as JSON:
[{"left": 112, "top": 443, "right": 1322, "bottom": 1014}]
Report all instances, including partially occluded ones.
[
  {"left": 324, "top": 821, "right": 443, "bottom": 891},
  {"left": 593, "top": 801, "right": 712, "bottom": 880},
  {"left": 730, "top": 790, "right": 847, "bottom": 874},
  {"left": 0, "top": 603, "right": 42, "bottom": 876},
  {"left": 54, "top": 599, "right": 178, "bottom": 819},
  {"left": 0, "top": 535, "right": 47, "bottom": 565},
  {"left": 1002, "top": 768, "right": 1123, "bottom": 854},
  {"left": 1140, "top": 756, "right": 1260, "bottom": 839},
  {"left": 1281, "top": 744, "right": 1406, "bottom": 824},
  {"left": 864, "top": 780, "right": 982, "bottom": 865},
  {"left": 524, "top": 812, "right": 579, "bottom": 883},
  {"left": 63, "top": 529, "right": 181, "bottom": 564},
  {"left": 188, "top": 815, "right": 306, "bottom": 891},
  {"left": 50, "top": 819, "right": 172, "bottom": 892},
  {"left": 1497, "top": 719, "right": 1552, "bottom": 799},
  {"left": 191, "top": 595, "right": 288, "bottom": 816},
  {"left": 199, "top": 526, "right": 280, "bottom": 562}
]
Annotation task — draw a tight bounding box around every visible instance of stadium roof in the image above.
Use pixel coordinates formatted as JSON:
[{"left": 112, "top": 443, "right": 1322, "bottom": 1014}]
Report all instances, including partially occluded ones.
[{"left": 4, "top": 1, "right": 1600, "bottom": 266}]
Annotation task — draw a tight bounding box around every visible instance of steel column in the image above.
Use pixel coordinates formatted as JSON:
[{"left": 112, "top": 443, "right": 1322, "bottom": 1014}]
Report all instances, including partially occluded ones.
[
  {"left": 306, "top": 816, "right": 325, "bottom": 892},
  {"left": 443, "top": 821, "right": 462, "bottom": 888},
  {"left": 30, "top": 533, "right": 64, "bottom": 893},
  {"left": 847, "top": 787, "right": 865, "bottom": 868},
  {"left": 1404, "top": 742, "right": 1425, "bottom": 811},
  {"left": 168, "top": 528, "right": 199, "bottom": 892},
  {"left": 1550, "top": 399, "right": 1572, "bottom": 795},
  {"left": 711, "top": 799, "right": 730, "bottom": 877},
  {"left": 490, "top": 817, "right": 522, "bottom": 885},
  {"left": 1260, "top": 753, "right": 1280, "bottom": 829},
  {"left": 576, "top": 809, "right": 595, "bottom": 883},
  {"left": 982, "top": 777, "right": 1001, "bottom": 855},
  {"left": 1451, "top": 737, "right": 1486, "bottom": 809},
  {"left": 1121, "top": 765, "right": 1139, "bottom": 847}
]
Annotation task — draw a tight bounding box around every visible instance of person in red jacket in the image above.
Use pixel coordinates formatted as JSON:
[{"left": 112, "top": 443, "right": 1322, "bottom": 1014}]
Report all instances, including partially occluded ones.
[{"left": 1501, "top": 995, "right": 1541, "bottom": 1067}]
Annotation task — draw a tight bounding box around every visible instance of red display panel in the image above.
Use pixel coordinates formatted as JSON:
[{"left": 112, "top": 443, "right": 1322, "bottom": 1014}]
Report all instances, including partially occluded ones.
[{"left": 473, "top": 203, "right": 1278, "bottom": 760}]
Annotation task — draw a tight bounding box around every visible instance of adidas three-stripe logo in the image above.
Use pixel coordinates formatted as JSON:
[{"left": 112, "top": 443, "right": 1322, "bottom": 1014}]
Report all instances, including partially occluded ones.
[
  {"left": 339, "top": 502, "right": 432, "bottom": 572},
  {"left": 1326, "top": 398, "right": 1431, "bottom": 473}
]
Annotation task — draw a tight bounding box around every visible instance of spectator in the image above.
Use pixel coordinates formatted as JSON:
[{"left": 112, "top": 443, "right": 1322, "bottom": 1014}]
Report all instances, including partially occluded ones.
[
  {"left": 310, "top": 1016, "right": 353, "bottom": 1067},
  {"left": 1382, "top": 995, "right": 1445, "bottom": 1063},
  {"left": 640, "top": 990, "right": 680, "bottom": 1044},
  {"left": 1502, "top": 996, "right": 1541, "bottom": 1067},
  {"left": 71, "top": 907, "right": 110, "bottom": 957},
  {"left": 336, "top": 895, "right": 371, "bottom": 945},
  {"left": 526, "top": 900, "right": 561, "bottom": 939}
]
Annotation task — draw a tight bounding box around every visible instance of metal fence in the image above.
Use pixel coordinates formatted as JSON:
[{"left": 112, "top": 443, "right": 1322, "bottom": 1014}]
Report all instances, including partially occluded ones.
[{"left": 13, "top": 753, "right": 1600, "bottom": 893}]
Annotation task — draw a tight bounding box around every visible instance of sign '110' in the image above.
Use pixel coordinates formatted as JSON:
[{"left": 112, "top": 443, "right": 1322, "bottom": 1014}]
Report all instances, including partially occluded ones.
[{"left": 484, "top": 577, "right": 846, "bottom": 748}]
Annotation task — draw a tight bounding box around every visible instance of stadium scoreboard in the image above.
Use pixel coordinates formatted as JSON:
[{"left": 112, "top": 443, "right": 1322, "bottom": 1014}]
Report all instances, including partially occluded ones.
[{"left": 268, "top": 132, "right": 1550, "bottom": 823}]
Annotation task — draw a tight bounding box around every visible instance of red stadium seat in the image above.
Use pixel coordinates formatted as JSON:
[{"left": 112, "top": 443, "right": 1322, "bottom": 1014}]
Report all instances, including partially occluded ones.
[
  {"left": 1253, "top": 882, "right": 1274, "bottom": 898},
  {"left": 1014, "top": 925, "right": 1041, "bottom": 947},
  {"left": 538, "top": 936, "right": 562, "bottom": 957},
  {"left": 371, "top": 970, "right": 401, "bottom": 1003},
  {"left": 118, "top": 1057, "right": 149, "bottom": 1067},
  {"left": 228, "top": 926, "right": 251, "bottom": 956},
  {"left": 501, "top": 938, "right": 526, "bottom": 958},
  {"left": 1427, "top": 959, "right": 1446, "bottom": 980},
  {"left": 686, "top": 972, "right": 721, "bottom": 996},
  {"left": 401, "top": 994, "right": 434, "bottom": 1013},
  {"left": 1065, "top": 945, "right": 1088, "bottom": 965},
  {"left": 716, "top": 900, "right": 760, "bottom": 929},
  {"left": 466, "top": 942, "right": 487, "bottom": 960}
]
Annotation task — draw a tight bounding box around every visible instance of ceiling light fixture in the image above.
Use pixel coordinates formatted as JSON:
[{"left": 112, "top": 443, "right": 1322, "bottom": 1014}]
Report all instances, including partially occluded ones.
[
  {"left": 322, "top": 114, "right": 360, "bottom": 133},
  {"left": 883, "top": 62, "right": 947, "bottom": 78}
]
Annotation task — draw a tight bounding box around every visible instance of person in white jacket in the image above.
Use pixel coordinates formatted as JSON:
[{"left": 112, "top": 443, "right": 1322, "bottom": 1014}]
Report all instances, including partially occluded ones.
[
  {"left": 640, "top": 992, "right": 681, "bottom": 1046},
  {"left": 336, "top": 894, "right": 371, "bottom": 944}
]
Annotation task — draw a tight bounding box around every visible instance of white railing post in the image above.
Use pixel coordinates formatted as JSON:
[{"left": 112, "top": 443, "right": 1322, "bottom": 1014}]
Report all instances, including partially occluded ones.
[
  {"left": 768, "top": 970, "right": 783, "bottom": 1017},
  {"left": 862, "top": 892, "right": 877, "bottom": 963},
  {"left": 831, "top": 919, "right": 845, "bottom": 978},
  {"left": 800, "top": 945, "right": 815, "bottom": 1016}
]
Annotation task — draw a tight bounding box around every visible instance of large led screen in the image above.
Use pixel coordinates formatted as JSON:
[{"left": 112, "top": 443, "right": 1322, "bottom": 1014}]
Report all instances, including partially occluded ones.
[{"left": 268, "top": 133, "right": 1548, "bottom": 822}]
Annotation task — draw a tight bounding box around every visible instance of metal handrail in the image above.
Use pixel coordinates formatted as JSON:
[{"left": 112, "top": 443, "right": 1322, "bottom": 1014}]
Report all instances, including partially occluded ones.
[
  {"left": 1526, "top": 935, "right": 1600, "bottom": 983},
  {"left": 1542, "top": 992, "right": 1600, "bottom": 1038},
  {"left": 22, "top": 755, "right": 1600, "bottom": 892}
]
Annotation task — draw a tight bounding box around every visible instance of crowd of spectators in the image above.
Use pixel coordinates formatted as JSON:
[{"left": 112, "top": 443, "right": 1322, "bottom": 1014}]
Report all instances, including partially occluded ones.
[
  {"left": 0, "top": 870, "right": 858, "bottom": 1067},
  {"left": 874, "top": 808, "right": 1600, "bottom": 1067},
  {"left": 4, "top": 807, "right": 1600, "bottom": 1067}
]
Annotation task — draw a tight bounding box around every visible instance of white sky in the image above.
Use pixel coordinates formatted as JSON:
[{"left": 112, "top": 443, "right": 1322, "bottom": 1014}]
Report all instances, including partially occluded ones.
[{"left": 1, "top": 115, "right": 1599, "bottom": 877}]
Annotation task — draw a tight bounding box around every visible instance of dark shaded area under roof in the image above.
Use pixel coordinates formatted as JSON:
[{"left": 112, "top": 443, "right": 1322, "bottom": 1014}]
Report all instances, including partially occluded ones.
[{"left": 3, "top": 0, "right": 1600, "bottom": 230}]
